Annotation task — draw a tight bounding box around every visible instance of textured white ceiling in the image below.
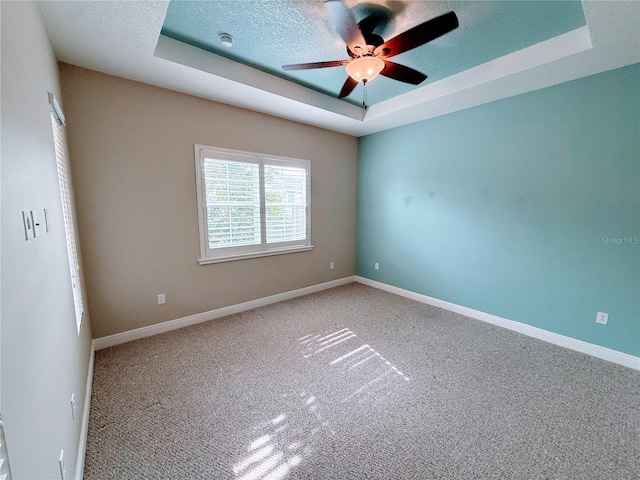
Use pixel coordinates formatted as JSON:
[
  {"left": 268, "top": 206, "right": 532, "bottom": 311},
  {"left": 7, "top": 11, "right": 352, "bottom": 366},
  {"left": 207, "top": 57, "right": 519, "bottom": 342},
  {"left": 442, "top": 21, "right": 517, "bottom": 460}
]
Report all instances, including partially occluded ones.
[{"left": 37, "top": 1, "right": 640, "bottom": 137}]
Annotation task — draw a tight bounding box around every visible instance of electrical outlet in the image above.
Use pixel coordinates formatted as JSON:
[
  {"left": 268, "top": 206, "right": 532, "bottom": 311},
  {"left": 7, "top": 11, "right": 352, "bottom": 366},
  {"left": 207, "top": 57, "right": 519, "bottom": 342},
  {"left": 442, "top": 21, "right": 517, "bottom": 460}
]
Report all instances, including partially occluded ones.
[
  {"left": 329, "top": 262, "right": 334, "bottom": 270},
  {"left": 59, "top": 449, "right": 66, "bottom": 480},
  {"left": 157, "top": 293, "right": 166, "bottom": 305},
  {"left": 70, "top": 394, "right": 76, "bottom": 420},
  {"left": 596, "top": 312, "right": 609, "bottom": 325},
  {"left": 374, "top": 262, "right": 380, "bottom": 270}
]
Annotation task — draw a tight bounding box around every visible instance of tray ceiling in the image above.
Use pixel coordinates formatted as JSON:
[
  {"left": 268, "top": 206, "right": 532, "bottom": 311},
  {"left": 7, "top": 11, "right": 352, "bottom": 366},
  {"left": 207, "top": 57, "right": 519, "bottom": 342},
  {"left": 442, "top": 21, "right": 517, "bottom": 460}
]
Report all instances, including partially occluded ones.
[
  {"left": 161, "top": 1, "right": 586, "bottom": 106},
  {"left": 37, "top": 1, "right": 640, "bottom": 136}
]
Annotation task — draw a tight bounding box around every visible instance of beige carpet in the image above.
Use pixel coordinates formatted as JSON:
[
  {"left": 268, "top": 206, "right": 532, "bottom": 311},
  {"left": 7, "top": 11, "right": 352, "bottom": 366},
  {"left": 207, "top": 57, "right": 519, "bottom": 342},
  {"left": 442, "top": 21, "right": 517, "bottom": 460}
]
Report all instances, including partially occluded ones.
[{"left": 84, "top": 283, "right": 640, "bottom": 479}]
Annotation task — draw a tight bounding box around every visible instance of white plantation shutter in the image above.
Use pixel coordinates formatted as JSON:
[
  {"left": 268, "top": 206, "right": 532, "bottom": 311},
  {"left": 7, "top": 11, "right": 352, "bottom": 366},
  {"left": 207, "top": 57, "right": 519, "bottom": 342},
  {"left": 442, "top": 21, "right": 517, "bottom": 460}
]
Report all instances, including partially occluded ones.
[
  {"left": 203, "top": 158, "right": 261, "bottom": 248},
  {"left": 51, "top": 114, "right": 84, "bottom": 333},
  {"left": 264, "top": 161, "right": 307, "bottom": 244},
  {"left": 195, "top": 146, "right": 311, "bottom": 263}
]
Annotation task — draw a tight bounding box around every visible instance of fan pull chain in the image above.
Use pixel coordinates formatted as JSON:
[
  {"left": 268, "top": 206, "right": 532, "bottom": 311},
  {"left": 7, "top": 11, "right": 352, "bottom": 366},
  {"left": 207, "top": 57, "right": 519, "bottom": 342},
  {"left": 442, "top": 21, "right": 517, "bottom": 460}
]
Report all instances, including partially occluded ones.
[{"left": 362, "top": 79, "right": 368, "bottom": 110}]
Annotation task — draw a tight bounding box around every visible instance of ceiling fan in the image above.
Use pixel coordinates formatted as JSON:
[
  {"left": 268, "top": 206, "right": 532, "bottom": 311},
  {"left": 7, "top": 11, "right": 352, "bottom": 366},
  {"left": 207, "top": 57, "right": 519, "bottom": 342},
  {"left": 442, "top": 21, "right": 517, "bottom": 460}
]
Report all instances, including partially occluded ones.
[{"left": 282, "top": 0, "right": 459, "bottom": 100}]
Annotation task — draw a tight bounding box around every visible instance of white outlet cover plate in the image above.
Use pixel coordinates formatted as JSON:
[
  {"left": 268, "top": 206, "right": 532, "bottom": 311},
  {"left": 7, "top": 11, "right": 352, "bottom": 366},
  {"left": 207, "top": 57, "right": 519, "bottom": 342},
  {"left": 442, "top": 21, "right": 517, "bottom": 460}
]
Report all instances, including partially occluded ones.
[{"left": 596, "top": 312, "right": 609, "bottom": 325}]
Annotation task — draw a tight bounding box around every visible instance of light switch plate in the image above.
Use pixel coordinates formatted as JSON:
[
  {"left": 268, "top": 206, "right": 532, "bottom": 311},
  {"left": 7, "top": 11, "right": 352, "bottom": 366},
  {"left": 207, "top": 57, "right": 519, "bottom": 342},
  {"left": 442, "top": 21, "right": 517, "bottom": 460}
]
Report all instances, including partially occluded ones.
[
  {"left": 32, "top": 210, "right": 40, "bottom": 237},
  {"left": 44, "top": 208, "right": 51, "bottom": 232},
  {"left": 59, "top": 449, "right": 66, "bottom": 480},
  {"left": 22, "top": 211, "right": 35, "bottom": 240}
]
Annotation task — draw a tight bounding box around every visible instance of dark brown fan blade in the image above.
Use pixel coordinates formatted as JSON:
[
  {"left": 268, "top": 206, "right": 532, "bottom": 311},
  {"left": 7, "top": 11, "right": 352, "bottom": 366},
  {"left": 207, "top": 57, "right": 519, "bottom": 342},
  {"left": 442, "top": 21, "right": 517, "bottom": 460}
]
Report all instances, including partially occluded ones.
[
  {"left": 375, "top": 11, "right": 458, "bottom": 58},
  {"left": 283, "top": 60, "right": 348, "bottom": 71},
  {"left": 325, "top": 0, "right": 367, "bottom": 52},
  {"left": 380, "top": 61, "right": 427, "bottom": 85},
  {"left": 338, "top": 76, "right": 358, "bottom": 98}
]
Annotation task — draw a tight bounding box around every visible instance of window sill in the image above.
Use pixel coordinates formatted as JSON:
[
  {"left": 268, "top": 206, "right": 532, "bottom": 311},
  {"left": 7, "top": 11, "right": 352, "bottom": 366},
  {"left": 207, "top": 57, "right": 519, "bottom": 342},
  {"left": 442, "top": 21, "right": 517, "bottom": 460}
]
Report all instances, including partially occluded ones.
[{"left": 198, "top": 245, "right": 314, "bottom": 265}]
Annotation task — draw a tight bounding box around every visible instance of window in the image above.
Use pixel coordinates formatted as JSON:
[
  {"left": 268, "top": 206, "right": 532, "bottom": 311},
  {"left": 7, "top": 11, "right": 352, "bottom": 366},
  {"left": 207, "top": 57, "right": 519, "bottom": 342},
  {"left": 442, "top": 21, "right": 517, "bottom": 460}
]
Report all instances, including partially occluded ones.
[
  {"left": 194, "top": 145, "right": 312, "bottom": 264},
  {"left": 50, "top": 97, "right": 84, "bottom": 334}
]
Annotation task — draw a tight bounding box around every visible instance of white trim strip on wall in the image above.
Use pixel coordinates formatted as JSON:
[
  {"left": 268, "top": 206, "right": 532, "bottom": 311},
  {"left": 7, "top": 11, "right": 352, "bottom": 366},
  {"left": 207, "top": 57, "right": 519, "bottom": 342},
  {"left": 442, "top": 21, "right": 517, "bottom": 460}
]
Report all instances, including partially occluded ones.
[
  {"left": 354, "top": 276, "right": 640, "bottom": 371},
  {"left": 93, "top": 277, "right": 355, "bottom": 350}
]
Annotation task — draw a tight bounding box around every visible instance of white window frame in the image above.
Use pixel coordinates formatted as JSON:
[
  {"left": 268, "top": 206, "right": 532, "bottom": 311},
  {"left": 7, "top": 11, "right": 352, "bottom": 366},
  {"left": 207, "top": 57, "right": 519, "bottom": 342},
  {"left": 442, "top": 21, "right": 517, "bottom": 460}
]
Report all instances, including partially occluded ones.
[{"left": 194, "top": 145, "right": 312, "bottom": 264}]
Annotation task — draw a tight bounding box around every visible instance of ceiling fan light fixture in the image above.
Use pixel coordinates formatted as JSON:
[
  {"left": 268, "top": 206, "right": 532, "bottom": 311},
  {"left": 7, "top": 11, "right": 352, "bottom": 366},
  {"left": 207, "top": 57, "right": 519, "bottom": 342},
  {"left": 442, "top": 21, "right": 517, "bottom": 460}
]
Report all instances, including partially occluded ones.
[{"left": 345, "top": 55, "right": 385, "bottom": 83}]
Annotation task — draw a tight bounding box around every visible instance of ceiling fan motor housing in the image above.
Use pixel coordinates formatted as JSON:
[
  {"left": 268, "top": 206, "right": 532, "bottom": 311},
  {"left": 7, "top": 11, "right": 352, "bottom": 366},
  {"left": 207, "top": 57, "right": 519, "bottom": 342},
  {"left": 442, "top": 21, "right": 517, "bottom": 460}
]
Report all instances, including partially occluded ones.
[{"left": 361, "top": 31, "right": 384, "bottom": 48}]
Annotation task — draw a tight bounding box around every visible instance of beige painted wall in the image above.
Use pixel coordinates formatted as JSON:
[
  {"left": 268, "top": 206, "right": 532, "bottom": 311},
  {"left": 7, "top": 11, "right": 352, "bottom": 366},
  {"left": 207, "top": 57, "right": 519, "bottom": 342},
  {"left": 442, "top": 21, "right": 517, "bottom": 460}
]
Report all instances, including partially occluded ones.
[
  {"left": 1, "top": 3, "right": 93, "bottom": 478},
  {"left": 59, "top": 65, "right": 358, "bottom": 339}
]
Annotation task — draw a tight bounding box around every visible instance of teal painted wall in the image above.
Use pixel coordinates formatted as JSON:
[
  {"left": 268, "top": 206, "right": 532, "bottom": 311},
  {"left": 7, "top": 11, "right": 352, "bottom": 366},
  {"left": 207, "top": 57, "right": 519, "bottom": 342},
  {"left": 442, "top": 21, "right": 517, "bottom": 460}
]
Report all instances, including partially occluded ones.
[{"left": 357, "top": 63, "right": 640, "bottom": 357}]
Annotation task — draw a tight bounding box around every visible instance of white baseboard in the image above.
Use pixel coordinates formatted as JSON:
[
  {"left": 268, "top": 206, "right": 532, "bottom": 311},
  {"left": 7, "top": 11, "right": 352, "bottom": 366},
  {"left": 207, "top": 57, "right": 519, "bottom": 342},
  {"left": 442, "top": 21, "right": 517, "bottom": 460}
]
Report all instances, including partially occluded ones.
[
  {"left": 75, "top": 343, "right": 95, "bottom": 480},
  {"left": 355, "top": 276, "right": 640, "bottom": 371},
  {"left": 92, "top": 273, "right": 639, "bottom": 369},
  {"left": 93, "top": 276, "right": 355, "bottom": 350}
]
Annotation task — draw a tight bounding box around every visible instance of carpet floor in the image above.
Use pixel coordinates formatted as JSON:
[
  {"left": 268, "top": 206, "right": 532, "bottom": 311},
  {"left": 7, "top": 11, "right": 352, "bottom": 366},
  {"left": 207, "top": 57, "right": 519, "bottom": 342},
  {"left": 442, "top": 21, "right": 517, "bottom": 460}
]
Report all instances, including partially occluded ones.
[{"left": 84, "top": 283, "right": 639, "bottom": 479}]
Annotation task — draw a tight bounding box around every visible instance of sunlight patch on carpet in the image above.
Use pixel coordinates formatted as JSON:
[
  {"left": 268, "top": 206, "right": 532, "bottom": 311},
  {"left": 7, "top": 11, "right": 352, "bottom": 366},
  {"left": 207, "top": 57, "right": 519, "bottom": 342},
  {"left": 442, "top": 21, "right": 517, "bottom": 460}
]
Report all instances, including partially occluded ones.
[
  {"left": 299, "top": 327, "right": 410, "bottom": 405},
  {"left": 232, "top": 391, "right": 329, "bottom": 480}
]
